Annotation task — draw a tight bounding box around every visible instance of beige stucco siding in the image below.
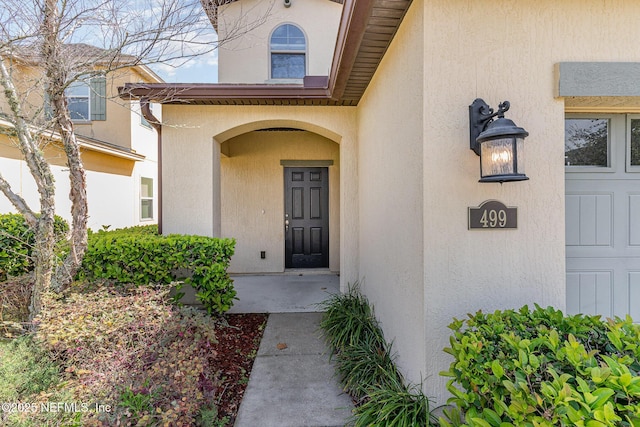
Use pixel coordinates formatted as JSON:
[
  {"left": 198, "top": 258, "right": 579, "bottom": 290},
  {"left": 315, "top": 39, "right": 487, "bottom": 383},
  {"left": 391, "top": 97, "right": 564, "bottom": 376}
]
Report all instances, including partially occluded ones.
[
  {"left": 217, "top": 0, "right": 342, "bottom": 83},
  {"left": 160, "top": 105, "right": 358, "bottom": 284},
  {"left": 221, "top": 131, "right": 339, "bottom": 273},
  {"left": 356, "top": 0, "right": 426, "bottom": 387},
  {"left": 416, "top": 0, "right": 640, "bottom": 404},
  {"left": 157, "top": 0, "right": 640, "bottom": 406}
]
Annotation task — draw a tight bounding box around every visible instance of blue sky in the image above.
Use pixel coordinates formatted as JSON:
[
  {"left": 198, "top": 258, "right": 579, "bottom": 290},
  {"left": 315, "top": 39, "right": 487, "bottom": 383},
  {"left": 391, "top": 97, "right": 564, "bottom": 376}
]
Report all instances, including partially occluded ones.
[{"left": 152, "top": 49, "right": 219, "bottom": 83}]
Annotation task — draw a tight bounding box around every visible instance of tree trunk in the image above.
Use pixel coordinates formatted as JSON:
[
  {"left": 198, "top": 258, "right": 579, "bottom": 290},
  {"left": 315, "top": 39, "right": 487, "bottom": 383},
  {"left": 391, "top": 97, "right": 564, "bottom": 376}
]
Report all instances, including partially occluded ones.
[
  {"left": 52, "top": 114, "right": 89, "bottom": 290},
  {"left": 40, "top": 0, "right": 89, "bottom": 291},
  {"left": 29, "top": 211, "right": 55, "bottom": 320},
  {"left": 0, "top": 56, "right": 57, "bottom": 321}
]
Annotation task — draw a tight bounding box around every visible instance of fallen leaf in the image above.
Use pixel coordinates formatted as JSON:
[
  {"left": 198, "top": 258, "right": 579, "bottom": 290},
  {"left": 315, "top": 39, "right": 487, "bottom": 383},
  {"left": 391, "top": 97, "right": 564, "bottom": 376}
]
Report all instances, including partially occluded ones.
[{"left": 276, "top": 342, "right": 288, "bottom": 350}]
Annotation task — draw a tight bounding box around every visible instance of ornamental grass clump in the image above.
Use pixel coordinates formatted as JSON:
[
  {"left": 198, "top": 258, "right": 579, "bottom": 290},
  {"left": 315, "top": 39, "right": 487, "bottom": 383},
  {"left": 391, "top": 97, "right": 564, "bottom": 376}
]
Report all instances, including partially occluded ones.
[
  {"left": 319, "top": 283, "right": 386, "bottom": 354},
  {"left": 440, "top": 304, "right": 640, "bottom": 427},
  {"left": 319, "top": 283, "right": 437, "bottom": 425},
  {"left": 352, "top": 381, "right": 434, "bottom": 427}
]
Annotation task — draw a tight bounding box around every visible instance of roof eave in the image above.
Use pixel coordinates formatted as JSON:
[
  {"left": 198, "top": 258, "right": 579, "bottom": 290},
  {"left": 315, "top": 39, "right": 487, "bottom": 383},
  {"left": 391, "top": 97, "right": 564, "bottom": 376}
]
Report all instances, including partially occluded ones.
[
  {"left": 119, "top": 0, "right": 412, "bottom": 105},
  {"left": 0, "top": 119, "right": 145, "bottom": 161}
]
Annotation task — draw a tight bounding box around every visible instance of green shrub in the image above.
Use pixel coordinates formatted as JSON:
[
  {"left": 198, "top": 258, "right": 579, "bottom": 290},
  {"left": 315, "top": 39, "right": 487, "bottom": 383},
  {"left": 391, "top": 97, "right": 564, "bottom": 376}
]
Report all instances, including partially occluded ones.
[
  {"left": 0, "top": 213, "right": 69, "bottom": 281},
  {"left": 440, "top": 304, "right": 640, "bottom": 427},
  {"left": 319, "top": 283, "right": 436, "bottom": 425},
  {"left": 78, "top": 226, "right": 236, "bottom": 314},
  {"left": 89, "top": 224, "right": 158, "bottom": 236}
]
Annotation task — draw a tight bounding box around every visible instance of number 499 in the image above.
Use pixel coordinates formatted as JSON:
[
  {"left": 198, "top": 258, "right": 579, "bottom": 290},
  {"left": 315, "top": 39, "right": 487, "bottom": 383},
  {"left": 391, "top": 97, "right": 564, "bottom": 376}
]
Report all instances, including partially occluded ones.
[{"left": 480, "top": 209, "right": 507, "bottom": 228}]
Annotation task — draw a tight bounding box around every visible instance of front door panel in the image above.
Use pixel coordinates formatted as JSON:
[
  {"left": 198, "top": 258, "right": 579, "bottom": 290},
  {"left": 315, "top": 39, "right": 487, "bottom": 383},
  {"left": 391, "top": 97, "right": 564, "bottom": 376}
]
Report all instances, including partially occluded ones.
[{"left": 284, "top": 167, "right": 329, "bottom": 268}]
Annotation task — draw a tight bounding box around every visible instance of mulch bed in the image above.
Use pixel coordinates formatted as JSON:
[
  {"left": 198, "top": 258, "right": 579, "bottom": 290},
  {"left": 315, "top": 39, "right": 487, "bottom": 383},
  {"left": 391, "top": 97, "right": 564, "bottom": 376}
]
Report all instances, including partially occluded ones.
[{"left": 211, "top": 313, "right": 268, "bottom": 425}]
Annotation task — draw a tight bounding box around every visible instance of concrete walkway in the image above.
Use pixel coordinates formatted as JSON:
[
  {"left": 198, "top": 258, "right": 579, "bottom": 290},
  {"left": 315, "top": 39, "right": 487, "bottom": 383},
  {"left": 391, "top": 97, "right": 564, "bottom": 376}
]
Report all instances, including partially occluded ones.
[{"left": 230, "top": 273, "right": 355, "bottom": 427}]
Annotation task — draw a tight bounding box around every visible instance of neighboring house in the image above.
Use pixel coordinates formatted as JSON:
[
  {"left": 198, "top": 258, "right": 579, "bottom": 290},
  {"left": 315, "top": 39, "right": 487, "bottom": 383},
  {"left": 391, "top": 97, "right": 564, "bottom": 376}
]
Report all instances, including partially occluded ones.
[
  {"left": 0, "top": 45, "right": 161, "bottom": 231},
  {"left": 122, "top": 0, "right": 640, "bottom": 403}
]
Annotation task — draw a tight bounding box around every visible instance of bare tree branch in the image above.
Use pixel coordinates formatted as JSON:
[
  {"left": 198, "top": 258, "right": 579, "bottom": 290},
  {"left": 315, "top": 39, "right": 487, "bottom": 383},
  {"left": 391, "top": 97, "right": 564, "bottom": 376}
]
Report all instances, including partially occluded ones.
[
  {"left": 0, "top": 0, "right": 272, "bottom": 317},
  {"left": 0, "top": 174, "right": 37, "bottom": 226}
]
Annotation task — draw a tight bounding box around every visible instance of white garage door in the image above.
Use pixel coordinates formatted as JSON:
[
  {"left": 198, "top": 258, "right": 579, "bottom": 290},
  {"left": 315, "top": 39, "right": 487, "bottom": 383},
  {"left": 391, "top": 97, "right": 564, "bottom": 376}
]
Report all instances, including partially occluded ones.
[{"left": 565, "top": 114, "right": 640, "bottom": 320}]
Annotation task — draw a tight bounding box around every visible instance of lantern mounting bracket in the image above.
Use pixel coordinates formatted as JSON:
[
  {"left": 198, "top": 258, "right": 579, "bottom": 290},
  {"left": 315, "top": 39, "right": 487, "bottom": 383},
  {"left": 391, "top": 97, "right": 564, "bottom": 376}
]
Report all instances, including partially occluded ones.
[{"left": 469, "top": 98, "right": 510, "bottom": 155}]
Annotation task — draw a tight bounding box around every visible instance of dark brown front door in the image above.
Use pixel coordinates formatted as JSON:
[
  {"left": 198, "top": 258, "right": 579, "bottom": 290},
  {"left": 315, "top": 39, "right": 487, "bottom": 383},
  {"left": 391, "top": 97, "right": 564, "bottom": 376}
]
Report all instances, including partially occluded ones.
[{"left": 284, "top": 167, "right": 329, "bottom": 268}]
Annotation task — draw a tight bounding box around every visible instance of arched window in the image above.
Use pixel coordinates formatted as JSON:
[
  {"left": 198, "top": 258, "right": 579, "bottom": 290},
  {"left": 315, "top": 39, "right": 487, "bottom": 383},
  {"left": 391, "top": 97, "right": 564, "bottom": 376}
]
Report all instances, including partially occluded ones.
[{"left": 270, "top": 24, "right": 306, "bottom": 79}]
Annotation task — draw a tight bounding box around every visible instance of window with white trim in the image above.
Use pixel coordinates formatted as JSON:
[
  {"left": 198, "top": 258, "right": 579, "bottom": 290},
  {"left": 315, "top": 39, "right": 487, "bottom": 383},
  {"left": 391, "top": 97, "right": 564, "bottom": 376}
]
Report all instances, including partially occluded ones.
[
  {"left": 270, "top": 24, "right": 306, "bottom": 79},
  {"left": 564, "top": 114, "right": 640, "bottom": 172},
  {"left": 140, "top": 177, "right": 154, "bottom": 220},
  {"left": 60, "top": 77, "right": 107, "bottom": 121},
  {"left": 66, "top": 81, "right": 90, "bottom": 121}
]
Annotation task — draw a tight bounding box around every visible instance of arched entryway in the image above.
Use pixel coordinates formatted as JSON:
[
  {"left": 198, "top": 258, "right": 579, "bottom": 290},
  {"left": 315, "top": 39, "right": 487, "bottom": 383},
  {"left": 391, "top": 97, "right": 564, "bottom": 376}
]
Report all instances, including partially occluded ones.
[{"left": 216, "top": 122, "right": 341, "bottom": 274}]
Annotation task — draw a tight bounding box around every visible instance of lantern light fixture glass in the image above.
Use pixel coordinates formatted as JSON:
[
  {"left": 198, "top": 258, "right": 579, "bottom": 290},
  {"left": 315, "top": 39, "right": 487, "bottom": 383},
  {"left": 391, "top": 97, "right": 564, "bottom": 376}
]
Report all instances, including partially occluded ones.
[{"left": 469, "top": 98, "right": 529, "bottom": 183}]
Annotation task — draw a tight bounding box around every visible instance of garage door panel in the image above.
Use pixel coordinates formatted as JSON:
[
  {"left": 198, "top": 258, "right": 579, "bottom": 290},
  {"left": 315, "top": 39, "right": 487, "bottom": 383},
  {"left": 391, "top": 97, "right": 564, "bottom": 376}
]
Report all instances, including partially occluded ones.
[
  {"left": 566, "top": 114, "right": 640, "bottom": 321},
  {"left": 629, "top": 273, "right": 640, "bottom": 320},
  {"left": 566, "top": 193, "right": 612, "bottom": 247},
  {"left": 566, "top": 270, "right": 612, "bottom": 317},
  {"left": 628, "top": 195, "right": 640, "bottom": 246}
]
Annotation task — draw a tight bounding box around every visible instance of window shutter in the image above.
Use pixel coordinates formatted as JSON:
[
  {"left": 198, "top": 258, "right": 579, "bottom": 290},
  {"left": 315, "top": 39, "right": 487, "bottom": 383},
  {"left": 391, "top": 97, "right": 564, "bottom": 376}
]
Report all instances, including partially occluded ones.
[{"left": 90, "top": 77, "right": 106, "bottom": 121}]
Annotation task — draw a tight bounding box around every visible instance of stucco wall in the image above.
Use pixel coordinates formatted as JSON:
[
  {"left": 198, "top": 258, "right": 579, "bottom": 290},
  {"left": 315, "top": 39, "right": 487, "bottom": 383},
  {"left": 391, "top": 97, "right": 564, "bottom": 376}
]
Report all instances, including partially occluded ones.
[
  {"left": 415, "top": 0, "right": 640, "bottom": 404},
  {"left": 354, "top": 0, "right": 640, "bottom": 404},
  {"left": 221, "top": 130, "right": 339, "bottom": 273},
  {"left": 0, "top": 147, "right": 152, "bottom": 231},
  {"left": 217, "top": 0, "right": 342, "bottom": 83},
  {"left": 355, "top": 0, "right": 426, "bottom": 388},
  {"left": 0, "top": 70, "right": 160, "bottom": 230},
  {"left": 0, "top": 63, "right": 45, "bottom": 119},
  {"left": 160, "top": 105, "right": 359, "bottom": 285}
]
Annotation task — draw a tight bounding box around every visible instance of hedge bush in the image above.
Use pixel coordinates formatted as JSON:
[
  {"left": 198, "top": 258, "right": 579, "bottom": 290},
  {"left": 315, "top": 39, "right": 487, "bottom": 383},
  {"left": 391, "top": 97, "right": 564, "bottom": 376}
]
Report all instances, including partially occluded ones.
[
  {"left": 0, "top": 213, "right": 69, "bottom": 281},
  {"left": 440, "top": 305, "right": 640, "bottom": 427},
  {"left": 78, "top": 226, "right": 236, "bottom": 315}
]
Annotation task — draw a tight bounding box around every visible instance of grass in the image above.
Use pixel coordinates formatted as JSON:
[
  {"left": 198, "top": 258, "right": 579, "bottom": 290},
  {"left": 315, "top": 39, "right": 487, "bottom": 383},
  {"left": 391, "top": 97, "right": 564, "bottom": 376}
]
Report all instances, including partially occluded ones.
[
  {"left": 335, "top": 334, "right": 404, "bottom": 402},
  {"left": 0, "top": 336, "right": 80, "bottom": 427}
]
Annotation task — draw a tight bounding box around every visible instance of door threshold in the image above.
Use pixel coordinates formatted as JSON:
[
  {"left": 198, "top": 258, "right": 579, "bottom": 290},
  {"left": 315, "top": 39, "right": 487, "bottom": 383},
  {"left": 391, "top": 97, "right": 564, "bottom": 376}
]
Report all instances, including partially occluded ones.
[
  {"left": 284, "top": 268, "right": 335, "bottom": 276},
  {"left": 230, "top": 269, "right": 338, "bottom": 277}
]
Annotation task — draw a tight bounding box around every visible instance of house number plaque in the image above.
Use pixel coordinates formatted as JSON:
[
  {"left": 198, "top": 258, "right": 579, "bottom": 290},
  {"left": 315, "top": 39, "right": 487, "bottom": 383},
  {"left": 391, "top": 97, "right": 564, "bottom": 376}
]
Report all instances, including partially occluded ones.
[{"left": 468, "top": 200, "right": 517, "bottom": 230}]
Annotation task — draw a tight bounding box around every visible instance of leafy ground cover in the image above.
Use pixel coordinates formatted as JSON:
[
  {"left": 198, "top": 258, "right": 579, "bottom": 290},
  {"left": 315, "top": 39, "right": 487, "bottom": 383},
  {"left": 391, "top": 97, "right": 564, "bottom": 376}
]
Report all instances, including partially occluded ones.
[{"left": 0, "top": 281, "right": 267, "bottom": 427}]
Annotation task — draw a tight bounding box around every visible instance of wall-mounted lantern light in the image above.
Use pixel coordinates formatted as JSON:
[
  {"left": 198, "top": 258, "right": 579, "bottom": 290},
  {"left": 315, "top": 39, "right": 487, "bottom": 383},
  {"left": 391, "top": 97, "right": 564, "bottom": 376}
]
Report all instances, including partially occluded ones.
[{"left": 469, "top": 98, "right": 529, "bottom": 183}]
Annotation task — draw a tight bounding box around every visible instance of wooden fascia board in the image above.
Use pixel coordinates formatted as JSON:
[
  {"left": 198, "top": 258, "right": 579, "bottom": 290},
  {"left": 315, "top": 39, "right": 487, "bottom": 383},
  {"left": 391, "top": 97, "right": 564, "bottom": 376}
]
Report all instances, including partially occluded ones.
[{"left": 120, "top": 83, "right": 331, "bottom": 102}]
